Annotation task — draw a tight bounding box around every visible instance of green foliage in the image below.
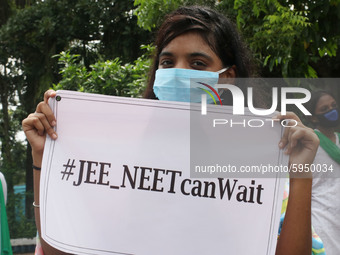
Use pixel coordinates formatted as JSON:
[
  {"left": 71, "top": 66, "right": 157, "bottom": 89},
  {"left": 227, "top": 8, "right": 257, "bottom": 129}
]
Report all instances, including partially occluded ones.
[
  {"left": 234, "top": 0, "right": 312, "bottom": 77},
  {"left": 231, "top": 0, "right": 340, "bottom": 77},
  {"left": 134, "top": 0, "right": 181, "bottom": 31},
  {"left": 134, "top": 0, "right": 340, "bottom": 78},
  {"left": 7, "top": 192, "right": 36, "bottom": 239},
  {"left": 53, "top": 45, "right": 153, "bottom": 98},
  {"left": 0, "top": 106, "right": 29, "bottom": 238},
  {"left": 133, "top": 0, "right": 218, "bottom": 31},
  {"left": 0, "top": 0, "right": 153, "bottom": 239}
]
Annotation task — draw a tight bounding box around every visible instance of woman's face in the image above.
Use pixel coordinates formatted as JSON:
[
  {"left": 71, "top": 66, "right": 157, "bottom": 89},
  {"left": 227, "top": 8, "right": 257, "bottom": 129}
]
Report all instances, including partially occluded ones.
[
  {"left": 315, "top": 94, "right": 337, "bottom": 115},
  {"left": 158, "top": 31, "right": 235, "bottom": 78}
]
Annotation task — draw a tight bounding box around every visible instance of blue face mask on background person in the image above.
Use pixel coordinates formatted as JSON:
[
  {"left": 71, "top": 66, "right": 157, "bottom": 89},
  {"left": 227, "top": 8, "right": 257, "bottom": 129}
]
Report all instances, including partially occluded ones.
[
  {"left": 316, "top": 108, "right": 340, "bottom": 128},
  {"left": 153, "top": 68, "right": 229, "bottom": 104}
]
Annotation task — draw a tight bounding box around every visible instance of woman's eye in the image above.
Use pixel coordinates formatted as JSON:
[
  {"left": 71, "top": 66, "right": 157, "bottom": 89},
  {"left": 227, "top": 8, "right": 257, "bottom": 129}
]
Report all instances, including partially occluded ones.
[
  {"left": 191, "top": 60, "right": 207, "bottom": 69},
  {"left": 320, "top": 106, "right": 328, "bottom": 112},
  {"left": 159, "top": 59, "right": 173, "bottom": 67}
]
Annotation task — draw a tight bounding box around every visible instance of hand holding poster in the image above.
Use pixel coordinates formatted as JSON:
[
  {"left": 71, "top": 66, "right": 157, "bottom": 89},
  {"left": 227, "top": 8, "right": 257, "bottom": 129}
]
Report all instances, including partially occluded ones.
[{"left": 40, "top": 90, "right": 287, "bottom": 255}]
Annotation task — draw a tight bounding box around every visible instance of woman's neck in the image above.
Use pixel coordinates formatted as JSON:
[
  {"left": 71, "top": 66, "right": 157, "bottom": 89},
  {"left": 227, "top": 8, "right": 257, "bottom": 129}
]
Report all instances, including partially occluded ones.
[{"left": 317, "top": 126, "right": 336, "bottom": 143}]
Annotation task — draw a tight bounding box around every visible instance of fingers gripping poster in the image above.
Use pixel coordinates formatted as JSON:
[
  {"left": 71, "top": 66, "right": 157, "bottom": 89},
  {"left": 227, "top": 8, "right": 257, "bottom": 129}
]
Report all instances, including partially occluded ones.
[{"left": 40, "top": 90, "right": 287, "bottom": 255}]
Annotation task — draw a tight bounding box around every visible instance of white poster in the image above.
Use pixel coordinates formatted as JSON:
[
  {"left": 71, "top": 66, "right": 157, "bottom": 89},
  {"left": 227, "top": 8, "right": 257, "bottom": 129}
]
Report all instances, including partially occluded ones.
[{"left": 40, "top": 90, "right": 287, "bottom": 255}]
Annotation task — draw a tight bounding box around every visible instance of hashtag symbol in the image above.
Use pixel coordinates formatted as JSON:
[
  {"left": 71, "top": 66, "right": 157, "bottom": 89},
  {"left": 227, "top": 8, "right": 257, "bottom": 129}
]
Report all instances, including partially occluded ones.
[{"left": 61, "top": 159, "right": 76, "bottom": 181}]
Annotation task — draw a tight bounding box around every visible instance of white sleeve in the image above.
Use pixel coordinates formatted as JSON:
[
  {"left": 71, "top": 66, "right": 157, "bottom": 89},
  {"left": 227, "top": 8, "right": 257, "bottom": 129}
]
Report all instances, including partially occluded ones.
[{"left": 0, "top": 172, "right": 8, "bottom": 204}]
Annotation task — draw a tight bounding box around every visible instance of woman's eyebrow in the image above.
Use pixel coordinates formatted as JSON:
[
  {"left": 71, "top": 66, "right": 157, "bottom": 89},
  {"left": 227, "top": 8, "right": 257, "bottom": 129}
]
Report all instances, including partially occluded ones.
[
  {"left": 189, "top": 52, "right": 213, "bottom": 61},
  {"left": 159, "top": 52, "right": 173, "bottom": 58},
  {"left": 159, "top": 51, "right": 213, "bottom": 61}
]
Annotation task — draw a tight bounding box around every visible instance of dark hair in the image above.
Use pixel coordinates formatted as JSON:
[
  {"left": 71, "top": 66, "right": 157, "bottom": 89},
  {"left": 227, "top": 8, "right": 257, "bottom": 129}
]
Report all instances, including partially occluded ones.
[
  {"left": 305, "top": 90, "right": 336, "bottom": 115},
  {"left": 143, "top": 5, "right": 256, "bottom": 99}
]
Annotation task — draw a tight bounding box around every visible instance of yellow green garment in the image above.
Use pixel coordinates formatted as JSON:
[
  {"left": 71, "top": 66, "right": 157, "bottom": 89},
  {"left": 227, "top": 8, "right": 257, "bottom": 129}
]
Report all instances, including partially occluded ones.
[
  {"left": 0, "top": 179, "right": 12, "bottom": 255},
  {"left": 278, "top": 180, "right": 326, "bottom": 255}
]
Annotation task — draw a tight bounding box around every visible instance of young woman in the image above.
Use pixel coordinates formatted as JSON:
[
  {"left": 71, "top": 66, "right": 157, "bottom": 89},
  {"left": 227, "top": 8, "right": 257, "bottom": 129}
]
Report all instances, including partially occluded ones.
[
  {"left": 22, "top": 6, "right": 319, "bottom": 255},
  {"left": 306, "top": 90, "right": 340, "bottom": 254}
]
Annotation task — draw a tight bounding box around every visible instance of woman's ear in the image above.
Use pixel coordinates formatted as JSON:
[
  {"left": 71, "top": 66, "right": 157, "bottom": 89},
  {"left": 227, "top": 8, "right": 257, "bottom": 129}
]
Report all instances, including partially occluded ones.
[
  {"left": 220, "top": 65, "right": 236, "bottom": 79},
  {"left": 219, "top": 65, "right": 236, "bottom": 85},
  {"left": 225, "top": 65, "right": 236, "bottom": 78}
]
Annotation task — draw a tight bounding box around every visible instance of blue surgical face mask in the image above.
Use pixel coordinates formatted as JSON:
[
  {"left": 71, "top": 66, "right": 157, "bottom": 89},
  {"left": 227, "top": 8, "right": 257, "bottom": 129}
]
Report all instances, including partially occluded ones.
[
  {"left": 153, "top": 68, "right": 229, "bottom": 104},
  {"left": 316, "top": 108, "right": 340, "bottom": 128}
]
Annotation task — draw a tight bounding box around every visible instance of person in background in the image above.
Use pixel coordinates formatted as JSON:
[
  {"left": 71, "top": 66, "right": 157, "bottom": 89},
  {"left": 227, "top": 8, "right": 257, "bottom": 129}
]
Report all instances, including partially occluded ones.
[
  {"left": 0, "top": 172, "right": 13, "bottom": 255},
  {"left": 305, "top": 90, "right": 340, "bottom": 255},
  {"left": 0, "top": 173, "right": 7, "bottom": 205}
]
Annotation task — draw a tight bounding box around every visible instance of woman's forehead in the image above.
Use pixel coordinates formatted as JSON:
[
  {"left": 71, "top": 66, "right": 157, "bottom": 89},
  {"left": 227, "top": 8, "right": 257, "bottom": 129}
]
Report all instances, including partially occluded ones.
[
  {"left": 317, "top": 94, "right": 336, "bottom": 107},
  {"left": 318, "top": 94, "right": 335, "bottom": 103},
  {"left": 160, "top": 31, "right": 218, "bottom": 58}
]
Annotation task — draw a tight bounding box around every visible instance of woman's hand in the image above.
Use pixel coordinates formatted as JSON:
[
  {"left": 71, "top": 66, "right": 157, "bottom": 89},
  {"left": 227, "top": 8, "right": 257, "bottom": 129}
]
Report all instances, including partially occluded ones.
[
  {"left": 22, "top": 89, "right": 70, "bottom": 254},
  {"left": 22, "top": 90, "right": 58, "bottom": 165},
  {"left": 276, "top": 112, "right": 319, "bottom": 178},
  {"left": 275, "top": 112, "right": 318, "bottom": 255}
]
